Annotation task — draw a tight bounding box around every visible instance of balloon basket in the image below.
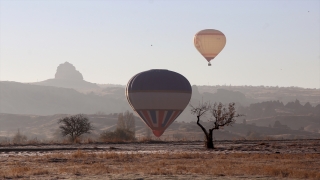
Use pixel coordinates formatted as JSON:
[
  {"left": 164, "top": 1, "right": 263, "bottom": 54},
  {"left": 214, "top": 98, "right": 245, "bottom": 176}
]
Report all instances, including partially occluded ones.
[{"left": 208, "top": 63, "right": 211, "bottom": 66}]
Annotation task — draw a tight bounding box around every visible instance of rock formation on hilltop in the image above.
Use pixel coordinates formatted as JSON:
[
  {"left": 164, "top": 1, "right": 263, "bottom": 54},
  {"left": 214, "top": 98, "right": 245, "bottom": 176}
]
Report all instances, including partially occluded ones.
[
  {"left": 33, "top": 62, "right": 100, "bottom": 91},
  {"left": 55, "top": 62, "right": 83, "bottom": 81}
]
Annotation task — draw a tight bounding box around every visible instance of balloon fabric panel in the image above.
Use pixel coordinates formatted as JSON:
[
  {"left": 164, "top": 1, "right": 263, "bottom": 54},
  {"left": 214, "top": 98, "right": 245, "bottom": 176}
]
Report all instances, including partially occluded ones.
[
  {"left": 127, "top": 92, "right": 191, "bottom": 110},
  {"left": 136, "top": 109, "right": 182, "bottom": 137},
  {"left": 126, "top": 69, "right": 192, "bottom": 137}
]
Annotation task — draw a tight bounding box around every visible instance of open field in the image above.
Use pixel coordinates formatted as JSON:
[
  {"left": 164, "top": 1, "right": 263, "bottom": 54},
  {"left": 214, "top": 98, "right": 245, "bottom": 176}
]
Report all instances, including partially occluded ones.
[{"left": 0, "top": 140, "right": 320, "bottom": 179}]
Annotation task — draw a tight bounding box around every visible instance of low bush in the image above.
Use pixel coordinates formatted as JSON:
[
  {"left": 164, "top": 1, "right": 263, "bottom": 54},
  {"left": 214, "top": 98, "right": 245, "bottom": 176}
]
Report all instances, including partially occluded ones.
[{"left": 100, "top": 128, "right": 135, "bottom": 142}]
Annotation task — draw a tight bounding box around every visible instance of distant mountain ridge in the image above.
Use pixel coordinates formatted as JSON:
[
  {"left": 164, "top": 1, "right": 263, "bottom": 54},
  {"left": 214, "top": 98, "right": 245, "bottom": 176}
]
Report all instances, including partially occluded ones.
[
  {"left": 34, "top": 78, "right": 99, "bottom": 91},
  {"left": 28, "top": 62, "right": 320, "bottom": 106},
  {"left": 0, "top": 81, "right": 130, "bottom": 115},
  {"left": 1, "top": 81, "right": 319, "bottom": 135},
  {"left": 196, "top": 85, "right": 320, "bottom": 106},
  {"left": 0, "top": 62, "right": 319, "bottom": 125}
]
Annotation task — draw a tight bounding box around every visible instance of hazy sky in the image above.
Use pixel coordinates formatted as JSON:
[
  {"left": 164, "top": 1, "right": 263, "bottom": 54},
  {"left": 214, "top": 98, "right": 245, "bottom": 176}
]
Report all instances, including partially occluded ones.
[{"left": 0, "top": 0, "right": 319, "bottom": 88}]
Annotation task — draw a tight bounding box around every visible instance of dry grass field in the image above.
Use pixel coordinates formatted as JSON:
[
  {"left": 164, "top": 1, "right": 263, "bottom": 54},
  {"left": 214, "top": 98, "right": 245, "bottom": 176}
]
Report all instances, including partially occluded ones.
[{"left": 0, "top": 140, "right": 320, "bottom": 179}]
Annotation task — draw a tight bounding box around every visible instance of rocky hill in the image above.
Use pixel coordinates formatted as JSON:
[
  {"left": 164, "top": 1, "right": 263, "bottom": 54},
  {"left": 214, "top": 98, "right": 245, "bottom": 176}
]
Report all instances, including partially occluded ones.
[
  {"left": 0, "top": 62, "right": 319, "bottom": 139},
  {"left": 33, "top": 62, "right": 100, "bottom": 91}
]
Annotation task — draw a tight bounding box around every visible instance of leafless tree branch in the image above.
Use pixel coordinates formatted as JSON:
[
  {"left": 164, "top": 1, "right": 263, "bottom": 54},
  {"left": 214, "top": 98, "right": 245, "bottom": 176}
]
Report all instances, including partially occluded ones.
[{"left": 190, "top": 101, "right": 244, "bottom": 149}]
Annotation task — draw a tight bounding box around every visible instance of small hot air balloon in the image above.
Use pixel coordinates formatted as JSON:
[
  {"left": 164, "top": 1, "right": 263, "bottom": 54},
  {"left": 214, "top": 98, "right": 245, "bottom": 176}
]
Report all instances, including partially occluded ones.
[
  {"left": 194, "top": 29, "right": 226, "bottom": 66},
  {"left": 126, "top": 69, "right": 192, "bottom": 137}
]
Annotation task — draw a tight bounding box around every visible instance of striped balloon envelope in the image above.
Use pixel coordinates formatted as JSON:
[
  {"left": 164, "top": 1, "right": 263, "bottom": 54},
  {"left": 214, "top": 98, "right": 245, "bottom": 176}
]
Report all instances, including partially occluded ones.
[
  {"left": 194, "top": 29, "right": 226, "bottom": 66},
  {"left": 126, "top": 69, "right": 192, "bottom": 137}
]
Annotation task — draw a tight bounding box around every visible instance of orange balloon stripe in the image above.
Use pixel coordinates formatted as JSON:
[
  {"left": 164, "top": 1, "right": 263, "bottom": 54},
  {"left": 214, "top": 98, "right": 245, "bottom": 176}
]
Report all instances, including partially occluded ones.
[
  {"left": 152, "top": 130, "right": 164, "bottom": 137},
  {"left": 202, "top": 54, "right": 218, "bottom": 56}
]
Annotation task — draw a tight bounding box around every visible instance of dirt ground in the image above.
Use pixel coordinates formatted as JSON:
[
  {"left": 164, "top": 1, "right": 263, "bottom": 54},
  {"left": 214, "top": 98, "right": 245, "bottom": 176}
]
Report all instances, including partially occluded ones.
[{"left": 0, "top": 139, "right": 319, "bottom": 179}]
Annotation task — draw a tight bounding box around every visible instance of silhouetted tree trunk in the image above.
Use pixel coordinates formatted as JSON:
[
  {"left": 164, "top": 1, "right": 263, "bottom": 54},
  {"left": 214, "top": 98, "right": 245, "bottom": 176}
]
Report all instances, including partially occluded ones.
[
  {"left": 191, "top": 102, "right": 243, "bottom": 149},
  {"left": 206, "top": 130, "right": 214, "bottom": 149},
  {"left": 196, "top": 115, "right": 214, "bottom": 148}
]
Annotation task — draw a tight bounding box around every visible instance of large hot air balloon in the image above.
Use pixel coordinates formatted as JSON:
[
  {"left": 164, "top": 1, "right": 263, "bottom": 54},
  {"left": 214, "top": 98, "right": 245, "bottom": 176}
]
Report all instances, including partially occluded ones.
[
  {"left": 194, "top": 29, "right": 226, "bottom": 66},
  {"left": 126, "top": 69, "right": 192, "bottom": 137}
]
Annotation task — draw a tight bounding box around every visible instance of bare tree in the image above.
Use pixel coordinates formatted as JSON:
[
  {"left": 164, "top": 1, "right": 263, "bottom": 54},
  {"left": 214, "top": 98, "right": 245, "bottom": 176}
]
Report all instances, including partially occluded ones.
[
  {"left": 117, "top": 110, "right": 135, "bottom": 137},
  {"left": 190, "top": 102, "right": 243, "bottom": 149},
  {"left": 12, "top": 129, "right": 27, "bottom": 144},
  {"left": 58, "top": 114, "right": 94, "bottom": 142},
  {"left": 100, "top": 111, "right": 136, "bottom": 141}
]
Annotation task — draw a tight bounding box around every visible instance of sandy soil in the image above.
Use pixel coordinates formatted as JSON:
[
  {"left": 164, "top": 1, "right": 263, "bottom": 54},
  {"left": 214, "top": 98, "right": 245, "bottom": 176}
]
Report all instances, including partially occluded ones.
[
  {"left": 0, "top": 139, "right": 319, "bottom": 179},
  {"left": 24, "top": 174, "right": 301, "bottom": 180}
]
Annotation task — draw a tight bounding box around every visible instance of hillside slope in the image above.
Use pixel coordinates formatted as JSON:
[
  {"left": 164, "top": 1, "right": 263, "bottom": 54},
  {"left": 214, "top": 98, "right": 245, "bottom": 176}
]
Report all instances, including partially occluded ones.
[
  {"left": 1, "top": 113, "right": 319, "bottom": 141},
  {"left": 0, "top": 81, "right": 130, "bottom": 115}
]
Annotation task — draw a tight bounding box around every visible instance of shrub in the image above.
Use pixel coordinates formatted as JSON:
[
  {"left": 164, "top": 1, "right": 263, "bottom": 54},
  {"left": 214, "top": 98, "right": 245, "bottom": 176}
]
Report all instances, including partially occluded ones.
[
  {"left": 58, "top": 114, "right": 94, "bottom": 142},
  {"left": 100, "top": 128, "right": 135, "bottom": 142},
  {"left": 12, "top": 129, "right": 27, "bottom": 144}
]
